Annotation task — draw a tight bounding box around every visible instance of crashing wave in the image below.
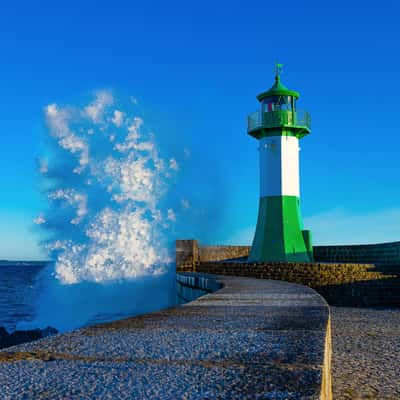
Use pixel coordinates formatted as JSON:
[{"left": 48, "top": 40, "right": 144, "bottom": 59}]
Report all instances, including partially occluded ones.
[{"left": 36, "top": 91, "right": 178, "bottom": 284}]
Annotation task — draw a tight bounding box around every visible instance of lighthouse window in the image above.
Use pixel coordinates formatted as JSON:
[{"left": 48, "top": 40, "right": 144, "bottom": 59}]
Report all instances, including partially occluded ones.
[
  {"left": 279, "top": 96, "right": 293, "bottom": 111},
  {"left": 262, "top": 98, "right": 276, "bottom": 112},
  {"left": 262, "top": 96, "right": 294, "bottom": 112}
]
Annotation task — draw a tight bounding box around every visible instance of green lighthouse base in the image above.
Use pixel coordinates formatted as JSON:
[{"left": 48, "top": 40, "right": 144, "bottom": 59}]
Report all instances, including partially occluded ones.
[{"left": 249, "top": 195, "right": 313, "bottom": 263}]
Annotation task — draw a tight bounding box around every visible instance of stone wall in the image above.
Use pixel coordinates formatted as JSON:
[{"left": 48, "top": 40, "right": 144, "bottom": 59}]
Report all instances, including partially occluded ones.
[
  {"left": 175, "top": 240, "right": 400, "bottom": 306},
  {"left": 198, "top": 245, "right": 250, "bottom": 262},
  {"left": 314, "top": 241, "right": 400, "bottom": 265},
  {"left": 175, "top": 240, "right": 250, "bottom": 270},
  {"left": 192, "top": 261, "right": 399, "bottom": 307},
  {"left": 176, "top": 240, "right": 400, "bottom": 268},
  {"left": 195, "top": 261, "right": 383, "bottom": 287}
]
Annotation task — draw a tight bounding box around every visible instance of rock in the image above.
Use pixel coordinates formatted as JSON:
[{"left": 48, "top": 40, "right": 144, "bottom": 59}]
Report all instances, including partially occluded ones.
[
  {"left": 0, "top": 327, "right": 9, "bottom": 340},
  {"left": 9, "top": 329, "right": 43, "bottom": 347},
  {"left": 0, "top": 327, "right": 10, "bottom": 348},
  {"left": 0, "top": 326, "right": 58, "bottom": 350}
]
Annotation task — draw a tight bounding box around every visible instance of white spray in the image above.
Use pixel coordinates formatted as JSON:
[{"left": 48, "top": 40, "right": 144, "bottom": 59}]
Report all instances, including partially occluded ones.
[{"left": 29, "top": 91, "right": 182, "bottom": 331}]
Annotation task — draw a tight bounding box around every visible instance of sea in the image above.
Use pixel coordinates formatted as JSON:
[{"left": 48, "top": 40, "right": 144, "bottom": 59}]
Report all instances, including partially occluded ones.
[
  {"left": 0, "top": 261, "right": 206, "bottom": 333},
  {"left": 0, "top": 261, "right": 47, "bottom": 332}
]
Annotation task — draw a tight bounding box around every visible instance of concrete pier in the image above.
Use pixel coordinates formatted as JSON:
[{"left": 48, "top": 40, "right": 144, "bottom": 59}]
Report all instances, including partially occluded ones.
[{"left": 0, "top": 274, "right": 331, "bottom": 399}]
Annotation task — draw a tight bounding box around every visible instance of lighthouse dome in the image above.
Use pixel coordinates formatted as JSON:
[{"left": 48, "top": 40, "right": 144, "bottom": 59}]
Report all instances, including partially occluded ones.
[{"left": 256, "top": 75, "right": 300, "bottom": 102}]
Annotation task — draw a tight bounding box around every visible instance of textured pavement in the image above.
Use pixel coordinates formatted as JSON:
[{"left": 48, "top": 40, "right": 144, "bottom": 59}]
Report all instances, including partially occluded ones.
[
  {"left": 0, "top": 275, "right": 329, "bottom": 399},
  {"left": 331, "top": 307, "right": 400, "bottom": 400}
]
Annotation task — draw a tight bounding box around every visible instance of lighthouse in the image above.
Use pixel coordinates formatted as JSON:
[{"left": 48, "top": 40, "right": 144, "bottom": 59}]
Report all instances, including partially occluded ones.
[{"left": 248, "top": 65, "right": 313, "bottom": 262}]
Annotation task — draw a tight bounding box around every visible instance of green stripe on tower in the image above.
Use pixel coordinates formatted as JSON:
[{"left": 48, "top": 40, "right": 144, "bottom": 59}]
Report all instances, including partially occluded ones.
[{"left": 249, "top": 195, "right": 312, "bottom": 262}]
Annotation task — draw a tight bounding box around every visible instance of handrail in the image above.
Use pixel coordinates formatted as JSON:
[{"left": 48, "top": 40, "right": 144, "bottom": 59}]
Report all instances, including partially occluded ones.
[{"left": 247, "top": 109, "right": 311, "bottom": 132}]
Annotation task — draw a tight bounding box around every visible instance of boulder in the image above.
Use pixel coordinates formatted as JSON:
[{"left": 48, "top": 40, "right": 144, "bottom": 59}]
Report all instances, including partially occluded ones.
[
  {"left": 0, "top": 326, "right": 58, "bottom": 350},
  {"left": 0, "top": 327, "right": 10, "bottom": 347},
  {"left": 9, "top": 329, "right": 43, "bottom": 347}
]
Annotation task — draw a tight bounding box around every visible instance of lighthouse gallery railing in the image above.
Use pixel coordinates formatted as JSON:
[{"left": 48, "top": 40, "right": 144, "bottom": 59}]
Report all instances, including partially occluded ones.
[{"left": 247, "top": 110, "right": 311, "bottom": 133}]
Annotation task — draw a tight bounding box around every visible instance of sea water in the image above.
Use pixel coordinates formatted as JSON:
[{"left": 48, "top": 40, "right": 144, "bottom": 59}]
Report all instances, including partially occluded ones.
[
  {"left": 0, "top": 262, "right": 46, "bottom": 331},
  {"left": 0, "top": 262, "right": 207, "bottom": 332}
]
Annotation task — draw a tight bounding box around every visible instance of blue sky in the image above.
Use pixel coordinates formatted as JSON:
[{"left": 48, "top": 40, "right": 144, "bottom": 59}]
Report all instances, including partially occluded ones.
[{"left": 0, "top": 0, "right": 399, "bottom": 260}]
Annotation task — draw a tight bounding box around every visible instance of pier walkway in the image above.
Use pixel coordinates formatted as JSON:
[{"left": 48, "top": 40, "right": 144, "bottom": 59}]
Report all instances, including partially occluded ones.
[{"left": 0, "top": 274, "right": 331, "bottom": 400}]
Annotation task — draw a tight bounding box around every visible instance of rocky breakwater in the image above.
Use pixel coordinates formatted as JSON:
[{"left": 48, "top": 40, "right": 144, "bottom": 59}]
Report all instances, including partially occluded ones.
[
  {"left": 0, "top": 274, "right": 331, "bottom": 399},
  {"left": 0, "top": 326, "right": 58, "bottom": 350}
]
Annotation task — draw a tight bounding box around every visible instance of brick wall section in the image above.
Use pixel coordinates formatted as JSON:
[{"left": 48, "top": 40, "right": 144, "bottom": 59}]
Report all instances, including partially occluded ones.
[
  {"left": 198, "top": 246, "right": 250, "bottom": 262},
  {"left": 314, "top": 241, "right": 400, "bottom": 265}
]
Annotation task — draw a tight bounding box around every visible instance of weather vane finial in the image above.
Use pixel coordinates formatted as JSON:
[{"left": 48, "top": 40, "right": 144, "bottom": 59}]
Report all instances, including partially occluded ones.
[{"left": 275, "top": 62, "right": 283, "bottom": 79}]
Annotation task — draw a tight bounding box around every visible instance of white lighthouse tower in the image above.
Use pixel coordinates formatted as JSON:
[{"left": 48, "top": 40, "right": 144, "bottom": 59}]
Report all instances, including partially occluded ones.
[{"left": 247, "top": 65, "right": 313, "bottom": 262}]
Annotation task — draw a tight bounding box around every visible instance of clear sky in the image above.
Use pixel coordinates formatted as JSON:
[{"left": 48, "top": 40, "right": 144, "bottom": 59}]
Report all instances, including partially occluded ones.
[{"left": 1, "top": 0, "right": 399, "bottom": 260}]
